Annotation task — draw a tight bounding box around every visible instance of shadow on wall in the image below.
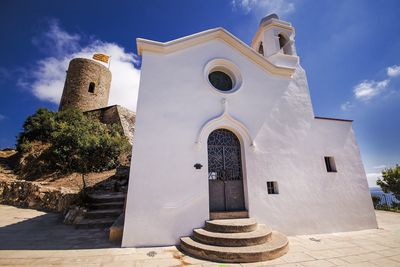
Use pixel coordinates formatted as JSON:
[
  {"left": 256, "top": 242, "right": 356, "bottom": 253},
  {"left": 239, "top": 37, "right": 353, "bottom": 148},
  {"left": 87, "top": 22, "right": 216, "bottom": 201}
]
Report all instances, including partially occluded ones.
[{"left": 0, "top": 209, "right": 118, "bottom": 250}]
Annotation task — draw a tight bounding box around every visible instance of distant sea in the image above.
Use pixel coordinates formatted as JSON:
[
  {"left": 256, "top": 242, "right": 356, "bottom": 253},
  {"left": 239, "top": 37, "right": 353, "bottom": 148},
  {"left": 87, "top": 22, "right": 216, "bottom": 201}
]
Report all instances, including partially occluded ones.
[{"left": 370, "top": 187, "right": 399, "bottom": 206}]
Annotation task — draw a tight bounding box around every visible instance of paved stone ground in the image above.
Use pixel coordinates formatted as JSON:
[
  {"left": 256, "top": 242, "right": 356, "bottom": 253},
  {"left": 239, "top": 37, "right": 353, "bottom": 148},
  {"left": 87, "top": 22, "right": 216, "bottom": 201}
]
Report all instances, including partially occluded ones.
[{"left": 0, "top": 205, "right": 399, "bottom": 266}]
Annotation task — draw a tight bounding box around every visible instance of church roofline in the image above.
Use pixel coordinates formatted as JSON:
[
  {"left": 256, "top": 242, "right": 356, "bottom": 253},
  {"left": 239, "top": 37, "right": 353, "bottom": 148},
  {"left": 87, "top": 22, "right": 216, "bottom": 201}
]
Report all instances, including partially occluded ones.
[
  {"left": 136, "top": 28, "right": 295, "bottom": 77},
  {"left": 314, "top": 116, "right": 353, "bottom": 123}
]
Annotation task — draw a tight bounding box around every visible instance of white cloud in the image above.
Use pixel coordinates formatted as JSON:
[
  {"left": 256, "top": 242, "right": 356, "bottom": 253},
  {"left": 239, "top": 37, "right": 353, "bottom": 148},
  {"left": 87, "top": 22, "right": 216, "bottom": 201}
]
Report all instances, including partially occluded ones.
[
  {"left": 340, "top": 101, "right": 353, "bottom": 111},
  {"left": 342, "top": 63, "right": 400, "bottom": 109},
  {"left": 0, "top": 114, "right": 5, "bottom": 121},
  {"left": 231, "top": 0, "right": 295, "bottom": 16},
  {"left": 373, "top": 165, "right": 386, "bottom": 170},
  {"left": 0, "top": 67, "right": 10, "bottom": 84},
  {"left": 353, "top": 79, "right": 389, "bottom": 102},
  {"left": 387, "top": 65, "right": 400, "bottom": 77},
  {"left": 366, "top": 172, "right": 381, "bottom": 187},
  {"left": 23, "top": 20, "right": 140, "bottom": 111},
  {"left": 32, "top": 20, "right": 80, "bottom": 56}
]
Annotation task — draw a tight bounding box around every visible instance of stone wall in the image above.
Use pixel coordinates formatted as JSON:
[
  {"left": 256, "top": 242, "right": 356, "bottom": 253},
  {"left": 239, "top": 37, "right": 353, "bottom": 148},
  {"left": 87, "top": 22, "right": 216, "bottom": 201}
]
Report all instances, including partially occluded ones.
[
  {"left": 0, "top": 179, "right": 79, "bottom": 213},
  {"left": 86, "top": 105, "right": 136, "bottom": 145},
  {"left": 59, "top": 58, "right": 111, "bottom": 112},
  {"left": 116, "top": 106, "right": 136, "bottom": 145}
]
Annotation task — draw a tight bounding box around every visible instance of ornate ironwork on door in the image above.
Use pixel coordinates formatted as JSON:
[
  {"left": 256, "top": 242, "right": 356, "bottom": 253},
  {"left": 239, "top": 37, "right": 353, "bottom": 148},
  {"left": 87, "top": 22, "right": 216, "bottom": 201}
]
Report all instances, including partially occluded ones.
[{"left": 208, "top": 129, "right": 245, "bottom": 212}]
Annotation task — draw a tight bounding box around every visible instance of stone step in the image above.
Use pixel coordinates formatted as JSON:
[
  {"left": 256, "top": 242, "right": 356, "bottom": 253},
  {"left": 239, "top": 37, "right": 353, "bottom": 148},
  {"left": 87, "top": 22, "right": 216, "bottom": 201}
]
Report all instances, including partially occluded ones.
[
  {"left": 205, "top": 218, "right": 257, "bottom": 233},
  {"left": 84, "top": 209, "right": 123, "bottom": 219},
  {"left": 88, "top": 192, "right": 125, "bottom": 203},
  {"left": 180, "top": 231, "right": 289, "bottom": 263},
  {"left": 210, "top": 211, "right": 249, "bottom": 220},
  {"left": 109, "top": 214, "right": 125, "bottom": 242},
  {"left": 89, "top": 201, "right": 125, "bottom": 210},
  {"left": 193, "top": 224, "right": 272, "bottom": 247},
  {"left": 75, "top": 217, "right": 116, "bottom": 228}
]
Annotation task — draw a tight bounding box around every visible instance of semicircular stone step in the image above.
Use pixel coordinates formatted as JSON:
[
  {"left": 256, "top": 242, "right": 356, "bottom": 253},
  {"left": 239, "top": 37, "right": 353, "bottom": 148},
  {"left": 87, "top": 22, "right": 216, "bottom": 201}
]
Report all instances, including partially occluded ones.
[
  {"left": 193, "top": 224, "right": 272, "bottom": 247},
  {"left": 205, "top": 218, "right": 257, "bottom": 233},
  {"left": 180, "top": 231, "right": 288, "bottom": 263}
]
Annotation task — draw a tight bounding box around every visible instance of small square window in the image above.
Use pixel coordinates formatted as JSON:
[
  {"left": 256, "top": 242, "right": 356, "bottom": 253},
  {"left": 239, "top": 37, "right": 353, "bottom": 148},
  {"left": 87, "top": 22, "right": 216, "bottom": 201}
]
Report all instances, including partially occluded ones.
[
  {"left": 267, "top": 181, "right": 279, "bottom": 194},
  {"left": 324, "top": 156, "right": 337, "bottom": 172}
]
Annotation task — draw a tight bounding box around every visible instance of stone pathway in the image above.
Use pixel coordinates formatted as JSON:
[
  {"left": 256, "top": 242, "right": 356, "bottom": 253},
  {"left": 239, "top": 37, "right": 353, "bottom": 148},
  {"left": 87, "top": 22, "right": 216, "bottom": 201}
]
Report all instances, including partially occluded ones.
[{"left": 0, "top": 205, "right": 399, "bottom": 266}]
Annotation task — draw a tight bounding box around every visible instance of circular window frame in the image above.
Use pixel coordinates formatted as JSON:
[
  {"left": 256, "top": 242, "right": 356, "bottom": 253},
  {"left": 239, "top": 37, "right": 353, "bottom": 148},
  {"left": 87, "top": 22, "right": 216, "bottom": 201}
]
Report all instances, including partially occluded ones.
[{"left": 204, "top": 58, "right": 242, "bottom": 94}]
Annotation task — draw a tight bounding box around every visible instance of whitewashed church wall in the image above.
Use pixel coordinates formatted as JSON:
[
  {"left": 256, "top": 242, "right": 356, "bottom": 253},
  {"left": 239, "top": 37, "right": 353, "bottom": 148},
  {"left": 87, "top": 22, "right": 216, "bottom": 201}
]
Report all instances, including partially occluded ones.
[
  {"left": 122, "top": 39, "right": 377, "bottom": 247},
  {"left": 247, "top": 116, "right": 377, "bottom": 235}
]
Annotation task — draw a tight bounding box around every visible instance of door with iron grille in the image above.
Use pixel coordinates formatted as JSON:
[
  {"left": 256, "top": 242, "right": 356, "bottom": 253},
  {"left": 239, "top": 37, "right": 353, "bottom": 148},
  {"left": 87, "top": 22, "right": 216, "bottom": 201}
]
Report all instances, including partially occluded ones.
[{"left": 208, "top": 129, "right": 245, "bottom": 212}]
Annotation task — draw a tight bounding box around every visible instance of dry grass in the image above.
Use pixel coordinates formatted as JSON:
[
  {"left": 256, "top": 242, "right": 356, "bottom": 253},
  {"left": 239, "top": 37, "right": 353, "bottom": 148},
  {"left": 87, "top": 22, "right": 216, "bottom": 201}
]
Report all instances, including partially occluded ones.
[{"left": 0, "top": 148, "right": 117, "bottom": 192}]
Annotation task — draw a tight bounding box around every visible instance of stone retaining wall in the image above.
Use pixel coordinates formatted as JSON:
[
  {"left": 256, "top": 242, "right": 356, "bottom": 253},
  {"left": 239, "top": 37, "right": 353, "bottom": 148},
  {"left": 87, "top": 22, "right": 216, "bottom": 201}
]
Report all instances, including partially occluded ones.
[
  {"left": 0, "top": 179, "right": 79, "bottom": 213},
  {"left": 86, "top": 105, "right": 136, "bottom": 145}
]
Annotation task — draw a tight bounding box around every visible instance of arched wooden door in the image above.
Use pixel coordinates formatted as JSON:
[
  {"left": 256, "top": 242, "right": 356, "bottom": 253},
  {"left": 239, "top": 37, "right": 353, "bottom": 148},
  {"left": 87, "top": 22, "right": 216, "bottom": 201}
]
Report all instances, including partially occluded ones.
[{"left": 208, "top": 129, "right": 245, "bottom": 212}]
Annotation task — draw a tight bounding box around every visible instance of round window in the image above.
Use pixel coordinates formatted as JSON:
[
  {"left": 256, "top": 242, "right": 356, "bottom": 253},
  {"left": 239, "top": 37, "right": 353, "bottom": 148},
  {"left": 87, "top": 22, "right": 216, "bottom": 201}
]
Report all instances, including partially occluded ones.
[{"left": 208, "top": 71, "right": 233, "bottom": 92}]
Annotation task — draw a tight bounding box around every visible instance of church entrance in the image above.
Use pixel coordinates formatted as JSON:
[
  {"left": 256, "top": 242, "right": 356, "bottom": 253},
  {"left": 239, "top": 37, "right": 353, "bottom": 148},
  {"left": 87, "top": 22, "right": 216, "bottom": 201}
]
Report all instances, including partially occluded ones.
[{"left": 207, "top": 129, "right": 245, "bottom": 212}]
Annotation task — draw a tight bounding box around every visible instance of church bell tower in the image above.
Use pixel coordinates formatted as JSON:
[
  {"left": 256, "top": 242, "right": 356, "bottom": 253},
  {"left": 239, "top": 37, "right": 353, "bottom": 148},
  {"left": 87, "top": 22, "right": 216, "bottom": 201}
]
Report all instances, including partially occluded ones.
[{"left": 251, "top": 14, "right": 299, "bottom": 69}]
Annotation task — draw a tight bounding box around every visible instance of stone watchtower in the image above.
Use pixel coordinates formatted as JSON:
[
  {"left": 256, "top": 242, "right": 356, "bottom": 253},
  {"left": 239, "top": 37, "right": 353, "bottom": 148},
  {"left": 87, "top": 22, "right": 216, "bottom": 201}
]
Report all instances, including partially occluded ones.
[{"left": 59, "top": 58, "right": 112, "bottom": 111}]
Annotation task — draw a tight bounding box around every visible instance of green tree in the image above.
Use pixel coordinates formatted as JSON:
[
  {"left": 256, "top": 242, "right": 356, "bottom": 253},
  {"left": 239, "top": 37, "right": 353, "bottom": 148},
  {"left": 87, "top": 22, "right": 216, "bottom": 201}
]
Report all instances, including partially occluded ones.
[
  {"left": 377, "top": 165, "right": 400, "bottom": 201},
  {"left": 16, "top": 108, "right": 57, "bottom": 152},
  {"left": 16, "top": 108, "right": 131, "bottom": 178}
]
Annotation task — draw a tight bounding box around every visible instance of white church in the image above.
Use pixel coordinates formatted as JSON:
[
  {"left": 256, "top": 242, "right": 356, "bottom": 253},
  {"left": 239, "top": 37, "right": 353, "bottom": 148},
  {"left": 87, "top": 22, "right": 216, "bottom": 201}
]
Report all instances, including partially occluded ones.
[{"left": 122, "top": 14, "right": 377, "bottom": 262}]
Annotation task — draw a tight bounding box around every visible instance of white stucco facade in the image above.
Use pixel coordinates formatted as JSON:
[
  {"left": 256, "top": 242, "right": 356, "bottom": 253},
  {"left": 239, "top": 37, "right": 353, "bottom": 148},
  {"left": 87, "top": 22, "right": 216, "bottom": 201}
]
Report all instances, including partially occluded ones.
[{"left": 122, "top": 16, "right": 377, "bottom": 247}]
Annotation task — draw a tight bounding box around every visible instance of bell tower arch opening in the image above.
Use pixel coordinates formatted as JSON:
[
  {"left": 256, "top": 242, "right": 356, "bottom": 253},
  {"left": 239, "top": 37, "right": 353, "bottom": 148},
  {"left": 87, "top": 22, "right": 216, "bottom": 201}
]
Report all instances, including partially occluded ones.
[
  {"left": 278, "top": 33, "right": 292, "bottom": 55},
  {"left": 250, "top": 13, "right": 299, "bottom": 68},
  {"left": 258, "top": 41, "right": 264, "bottom": 56}
]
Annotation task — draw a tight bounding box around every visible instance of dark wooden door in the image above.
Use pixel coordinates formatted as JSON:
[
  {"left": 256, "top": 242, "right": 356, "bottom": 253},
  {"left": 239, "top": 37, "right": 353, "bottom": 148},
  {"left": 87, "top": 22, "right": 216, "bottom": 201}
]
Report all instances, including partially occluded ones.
[{"left": 208, "top": 129, "right": 245, "bottom": 212}]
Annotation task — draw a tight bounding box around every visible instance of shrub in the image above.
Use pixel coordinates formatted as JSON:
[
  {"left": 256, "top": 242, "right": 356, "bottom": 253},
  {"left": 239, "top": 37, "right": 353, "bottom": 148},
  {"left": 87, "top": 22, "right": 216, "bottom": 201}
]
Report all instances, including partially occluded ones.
[
  {"left": 377, "top": 165, "right": 400, "bottom": 201},
  {"left": 16, "top": 108, "right": 131, "bottom": 177},
  {"left": 371, "top": 195, "right": 380, "bottom": 208},
  {"left": 17, "top": 108, "right": 56, "bottom": 152}
]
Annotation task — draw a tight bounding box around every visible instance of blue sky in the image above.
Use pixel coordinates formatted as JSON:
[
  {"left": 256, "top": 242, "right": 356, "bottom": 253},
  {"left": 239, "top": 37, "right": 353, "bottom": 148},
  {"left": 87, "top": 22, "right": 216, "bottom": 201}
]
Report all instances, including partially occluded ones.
[{"left": 0, "top": 0, "right": 399, "bottom": 186}]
